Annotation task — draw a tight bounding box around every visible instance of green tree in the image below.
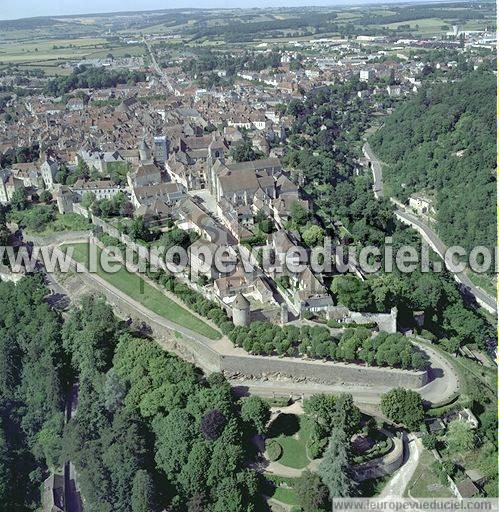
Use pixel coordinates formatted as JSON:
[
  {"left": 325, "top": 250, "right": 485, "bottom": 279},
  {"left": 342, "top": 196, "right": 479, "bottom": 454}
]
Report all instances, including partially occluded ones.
[
  {"left": 39, "top": 190, "right": 52, "bottom": 203},
  {"left": 290, "top": 201, "right": 311, "bottom": 226},
  {"left": 421, "top": 433, "right": 437, "bottom": 450},
  {"left": 240, "top": 396, "right": 270, "bottom": 435},
  {"left": 302, "top": 225, "right": 325, "bottom": 247},
  {"left": 331, "top": 276, "right": 373, "bottom": 312},
  {"left": 319, "top": 427, "right": 353, "bottom": 498},
  {"left": 294, "top": 470, "right": 329, "bottom": 512},
  {"left": 131, "top": 469, "right": 156, "bottom": 512},
  {"left": 128, "top": 216, "right": 150, "bottom": 242},
  {"left": 104, "top": 368, "right": 126, "bottom": 413},
  {"left": 446, "top": 421, "right": 475, "bottom": 452},
  {"left": 81, "top": 191, "right": 96, "bottom": 209},
  {"left": 10, "top": 186, "right": 28, "bottom": 210},
  {"left": 229, "top": 140, "right": 263, "bottom": 162},
  {"left": 380, "top": 388, "right": 424, "bottom": 430}
]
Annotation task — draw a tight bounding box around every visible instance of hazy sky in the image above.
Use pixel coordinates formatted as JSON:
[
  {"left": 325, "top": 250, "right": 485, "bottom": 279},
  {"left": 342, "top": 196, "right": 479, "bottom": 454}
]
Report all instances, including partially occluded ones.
[{"left": 1, "top": 0, "right": 417, "bottom": 21}]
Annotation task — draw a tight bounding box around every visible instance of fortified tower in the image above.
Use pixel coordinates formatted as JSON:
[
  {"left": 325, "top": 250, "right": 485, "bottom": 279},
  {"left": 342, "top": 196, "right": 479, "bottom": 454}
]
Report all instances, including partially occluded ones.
[{"left": 231, "top": 293, "right": 251, "bottom": 327}]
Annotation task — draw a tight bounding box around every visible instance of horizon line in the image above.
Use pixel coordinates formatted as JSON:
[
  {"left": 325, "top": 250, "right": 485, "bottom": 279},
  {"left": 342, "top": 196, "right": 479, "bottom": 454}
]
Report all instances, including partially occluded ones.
[{"left": 0, "top": 0, "right": 470, "bottom": 23}]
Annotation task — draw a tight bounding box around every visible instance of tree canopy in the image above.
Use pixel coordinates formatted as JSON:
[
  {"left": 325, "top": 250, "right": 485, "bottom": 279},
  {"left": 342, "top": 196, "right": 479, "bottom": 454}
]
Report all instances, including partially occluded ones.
[
  {"left": 371, "top": 71, "right": 495, "bottom": 256},
  {"left": 380, "top": 388, "right": 425, "bottom": 430}
]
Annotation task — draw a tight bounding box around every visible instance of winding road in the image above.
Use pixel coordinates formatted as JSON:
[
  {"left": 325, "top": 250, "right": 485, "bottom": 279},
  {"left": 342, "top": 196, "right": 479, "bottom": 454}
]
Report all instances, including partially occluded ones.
[
  {"left": 40, "top": 239, "right": 459, "bottom": 408},
  {"left": 395, "top": 209, "right": 496, "bottom": 314},
  {"left": 231, "top": 337, "right": 459, "bottom": 407},
  {"left": 362, "top": 143, "right": 496, "bottom": 315}
]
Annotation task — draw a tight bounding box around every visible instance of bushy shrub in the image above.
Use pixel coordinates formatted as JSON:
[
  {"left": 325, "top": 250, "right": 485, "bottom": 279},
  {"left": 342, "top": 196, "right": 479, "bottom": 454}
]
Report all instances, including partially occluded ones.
[{"left": 265, "top": 439, "right": 283, "bottom": 462}]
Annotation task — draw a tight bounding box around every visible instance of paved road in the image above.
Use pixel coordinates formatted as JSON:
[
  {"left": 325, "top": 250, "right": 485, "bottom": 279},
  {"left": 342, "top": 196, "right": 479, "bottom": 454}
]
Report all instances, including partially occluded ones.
[
  {"left": 47, "top": 243, "right": 459, "bottom": 406},
  {"left": 413, "top": 340, "right": 460, "bottom": 406},
  {"left": 395, "top": 209, "right": 496, "bottom": 314},
  {"left": 232, "top": 379, "right": 392, "bottom": 405},
  {"left": 378, "top": 434, "right": 422, "bottom": 499},
  {"left": 363, "top": 143, "right": 496, "bottom": 315},
  {"left": 363, "top": 142, "right": 384, "bottom": 199},
  {"left": 230, "top": 338, "right": 459, "bottom": 406},
  {"left": 143, "top": 37, "right": 174, "bottom": 92}
]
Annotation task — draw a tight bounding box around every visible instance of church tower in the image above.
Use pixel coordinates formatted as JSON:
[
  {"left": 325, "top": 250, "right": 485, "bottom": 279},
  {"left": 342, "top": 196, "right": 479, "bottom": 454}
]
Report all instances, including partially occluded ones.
[{"left": 139, "top": 139, "right": 152, "bottom": 164}]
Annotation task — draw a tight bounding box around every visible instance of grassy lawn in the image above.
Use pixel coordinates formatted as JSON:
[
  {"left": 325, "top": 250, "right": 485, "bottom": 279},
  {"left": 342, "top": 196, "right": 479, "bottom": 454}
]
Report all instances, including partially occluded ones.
[
  {"left": 264, "top": 474, "right": 300, "bottom": 506},
  {"left": 272, "top": 486, "right": 299, "bottom": 505},
  {"left": 267, "top": 414, "right": 310, "bottom": 469},
  {"left": 26, "top": 213, "right": 91, "bottom": 236},
  {"left": 10, "top": 206, "right": 91, "bottom": 236},
  {"left": 466, "top": 270, "right": 496, "bottom": 298},
  {"left": 405, "top": 449, "right": 453, "bottom": 498},
  {"left": 61, "top": 242, "right": 221, "bottom": 340}
]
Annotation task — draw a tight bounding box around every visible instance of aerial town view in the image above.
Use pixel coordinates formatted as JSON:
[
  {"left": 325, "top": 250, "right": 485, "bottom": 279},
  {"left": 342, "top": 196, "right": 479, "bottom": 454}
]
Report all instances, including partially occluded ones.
[{"left": 0, "top": 1, "right": 496, "bottom": 511}]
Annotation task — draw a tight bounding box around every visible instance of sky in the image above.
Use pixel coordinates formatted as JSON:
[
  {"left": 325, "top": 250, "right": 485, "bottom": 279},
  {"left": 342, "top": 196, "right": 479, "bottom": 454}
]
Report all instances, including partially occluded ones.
[{"left": 1, "top": 0, "right": 422, "bottom": 21}]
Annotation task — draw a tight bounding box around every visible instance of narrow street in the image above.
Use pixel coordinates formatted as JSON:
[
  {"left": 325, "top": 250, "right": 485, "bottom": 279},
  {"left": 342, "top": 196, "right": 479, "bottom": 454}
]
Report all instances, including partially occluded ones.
[
  {"left": 363, "top": 142, "right": 384, "bottom": 199},
  {"left": 143, "top": 37, "right": 174, "bottom": 92}
]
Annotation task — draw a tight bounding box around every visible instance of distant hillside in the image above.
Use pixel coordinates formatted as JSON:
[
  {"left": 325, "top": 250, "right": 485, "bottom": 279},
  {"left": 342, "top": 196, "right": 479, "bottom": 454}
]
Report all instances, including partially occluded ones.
[{"left": 371, "top": 71, "right": 496, "bottom": 254}]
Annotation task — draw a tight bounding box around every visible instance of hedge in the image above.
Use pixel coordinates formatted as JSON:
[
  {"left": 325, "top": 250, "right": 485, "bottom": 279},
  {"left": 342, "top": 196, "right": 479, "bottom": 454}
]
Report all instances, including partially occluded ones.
[{"left": 265, "top": 439, "right": 283, "bottom": 462}]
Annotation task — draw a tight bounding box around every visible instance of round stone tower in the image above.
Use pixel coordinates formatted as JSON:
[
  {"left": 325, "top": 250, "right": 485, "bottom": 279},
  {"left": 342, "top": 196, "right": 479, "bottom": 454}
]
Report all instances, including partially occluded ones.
[{"left": 232, "top": 293, "right": 250, "bottom": 327}]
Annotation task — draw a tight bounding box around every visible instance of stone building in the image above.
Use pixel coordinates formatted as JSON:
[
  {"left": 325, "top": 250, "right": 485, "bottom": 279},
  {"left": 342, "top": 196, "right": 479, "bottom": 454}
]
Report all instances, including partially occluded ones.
[{"left": 231, "top": 292, "right": 251, "bottom": 326}]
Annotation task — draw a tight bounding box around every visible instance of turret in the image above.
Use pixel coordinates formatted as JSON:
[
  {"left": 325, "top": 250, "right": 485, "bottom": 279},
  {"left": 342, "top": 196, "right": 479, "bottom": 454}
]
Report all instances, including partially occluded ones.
[{"left": 232, "top": 293, "right": 250, "bottom": 326}]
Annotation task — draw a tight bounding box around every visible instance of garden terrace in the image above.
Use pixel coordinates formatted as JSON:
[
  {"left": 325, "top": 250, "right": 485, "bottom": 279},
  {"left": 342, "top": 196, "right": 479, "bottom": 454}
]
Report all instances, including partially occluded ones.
[
  {"left": 60, "top": 241, "right": 222, "bottom": 340},
  {"left": 229, "top": 321, "right": 429, "bottom": 370}
]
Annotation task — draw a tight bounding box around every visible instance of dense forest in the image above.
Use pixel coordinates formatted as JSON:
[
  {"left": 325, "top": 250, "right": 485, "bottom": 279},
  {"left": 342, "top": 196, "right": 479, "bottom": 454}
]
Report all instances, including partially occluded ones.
[
  {"left": 0, "top": 277, "right": 264, "bottom": 511},
  {"left": 370, "top": 71, "right": 495, "bottom": 255},
  {"left": 62, "top": 295, "right": 262, "bottom": 512},
  {"left": 0, "top": 276, "right": 66, "bottom": 510}
]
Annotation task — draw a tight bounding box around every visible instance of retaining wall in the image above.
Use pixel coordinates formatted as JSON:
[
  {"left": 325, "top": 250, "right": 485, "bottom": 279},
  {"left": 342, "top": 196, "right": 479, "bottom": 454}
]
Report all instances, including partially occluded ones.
[
  {"left": 221, "top": 354, "right": 427, "bottom": 388},
  {"left": 352, "top": 432, "right": 405, "bottom": 482},
  {"left": 50, "top": 242, "right": 428, "bottom": 391}
]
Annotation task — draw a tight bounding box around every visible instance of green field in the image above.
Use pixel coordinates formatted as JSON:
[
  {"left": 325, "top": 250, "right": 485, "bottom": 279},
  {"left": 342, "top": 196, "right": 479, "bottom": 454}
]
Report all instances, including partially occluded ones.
[
  {"left": 272, "top": 486, "right": 299, "bottom": 505},
  {"left": 0, "top": 37, "right": 107, "bottom": 64},
  {"left": 405, "top": 449, "right": 453, "bottom": 498},
  {"left": 61, "top": 242, "right": 221, "bottom": 340},
  {"left": 0, "top": 36, "right": 144, "bottom": 75}
]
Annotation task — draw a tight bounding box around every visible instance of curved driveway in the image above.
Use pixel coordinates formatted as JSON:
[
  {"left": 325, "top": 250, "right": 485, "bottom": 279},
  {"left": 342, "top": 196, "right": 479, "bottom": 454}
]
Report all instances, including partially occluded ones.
[
  {"left": 230, "top": 338, "right": 459, "bottom": 407},
  {"left": 412, "top": 341, "right": 459, "bottom": 406}
]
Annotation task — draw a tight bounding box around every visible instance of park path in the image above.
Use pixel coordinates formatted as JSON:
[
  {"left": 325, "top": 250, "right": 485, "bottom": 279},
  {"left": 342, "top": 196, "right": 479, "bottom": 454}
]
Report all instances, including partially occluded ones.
[{"left": 378, "top": 434, "right": 422, "bottom": 499}]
